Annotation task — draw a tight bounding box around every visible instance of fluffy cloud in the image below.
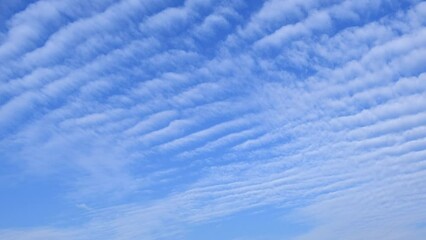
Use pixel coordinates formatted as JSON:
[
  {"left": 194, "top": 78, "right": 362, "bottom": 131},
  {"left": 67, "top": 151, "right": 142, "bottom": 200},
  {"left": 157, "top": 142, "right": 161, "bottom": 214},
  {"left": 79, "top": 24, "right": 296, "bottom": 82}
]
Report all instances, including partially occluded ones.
[{"left": 0, "top": 0, "right": 425, "bottom": 239}]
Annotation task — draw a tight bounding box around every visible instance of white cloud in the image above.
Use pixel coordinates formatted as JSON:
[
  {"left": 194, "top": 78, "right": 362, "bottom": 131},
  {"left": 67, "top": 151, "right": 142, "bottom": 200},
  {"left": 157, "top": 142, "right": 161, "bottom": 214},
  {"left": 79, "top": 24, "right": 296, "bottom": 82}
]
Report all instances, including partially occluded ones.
[{"left": 1, "top": 0, "right": 426, "bottom": 239}]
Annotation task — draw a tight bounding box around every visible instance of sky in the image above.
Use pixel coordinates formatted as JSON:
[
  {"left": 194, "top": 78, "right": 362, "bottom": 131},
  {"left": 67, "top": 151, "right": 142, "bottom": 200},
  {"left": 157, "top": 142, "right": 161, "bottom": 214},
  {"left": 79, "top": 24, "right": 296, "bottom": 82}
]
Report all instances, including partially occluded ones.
[{"left": 0, "top": 0, "right": 426, "bottom": 239}]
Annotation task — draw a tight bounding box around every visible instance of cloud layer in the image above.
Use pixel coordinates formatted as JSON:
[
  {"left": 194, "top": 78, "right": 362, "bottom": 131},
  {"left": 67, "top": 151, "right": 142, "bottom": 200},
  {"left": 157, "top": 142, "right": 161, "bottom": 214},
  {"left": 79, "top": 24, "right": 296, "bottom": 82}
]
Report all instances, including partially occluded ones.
[{"left": 1, "top": 0, "right": 426, "bottom": 239}]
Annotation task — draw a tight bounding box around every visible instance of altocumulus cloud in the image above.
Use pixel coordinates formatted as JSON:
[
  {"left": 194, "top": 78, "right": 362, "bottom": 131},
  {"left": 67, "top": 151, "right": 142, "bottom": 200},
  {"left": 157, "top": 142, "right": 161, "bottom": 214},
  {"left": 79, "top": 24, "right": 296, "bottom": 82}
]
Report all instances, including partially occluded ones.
[{"left": 0, "top": 0, "right": 426, "bottom": 239}]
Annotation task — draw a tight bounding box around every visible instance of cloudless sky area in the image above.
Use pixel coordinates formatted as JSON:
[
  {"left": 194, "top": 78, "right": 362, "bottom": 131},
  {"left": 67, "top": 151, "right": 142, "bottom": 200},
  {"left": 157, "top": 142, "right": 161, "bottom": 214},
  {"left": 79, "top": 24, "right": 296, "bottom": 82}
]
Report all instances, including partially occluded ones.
[{"left": 1, "top": 0, "right": 426, "bottom": 239}]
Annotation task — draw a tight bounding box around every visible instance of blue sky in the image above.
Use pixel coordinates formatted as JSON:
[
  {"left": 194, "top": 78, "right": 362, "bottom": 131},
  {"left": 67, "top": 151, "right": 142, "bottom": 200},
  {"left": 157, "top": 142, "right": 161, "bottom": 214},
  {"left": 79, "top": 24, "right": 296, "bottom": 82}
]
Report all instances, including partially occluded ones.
[{"left": 1, "top": 0, "right": 426, "bottom": 239}]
